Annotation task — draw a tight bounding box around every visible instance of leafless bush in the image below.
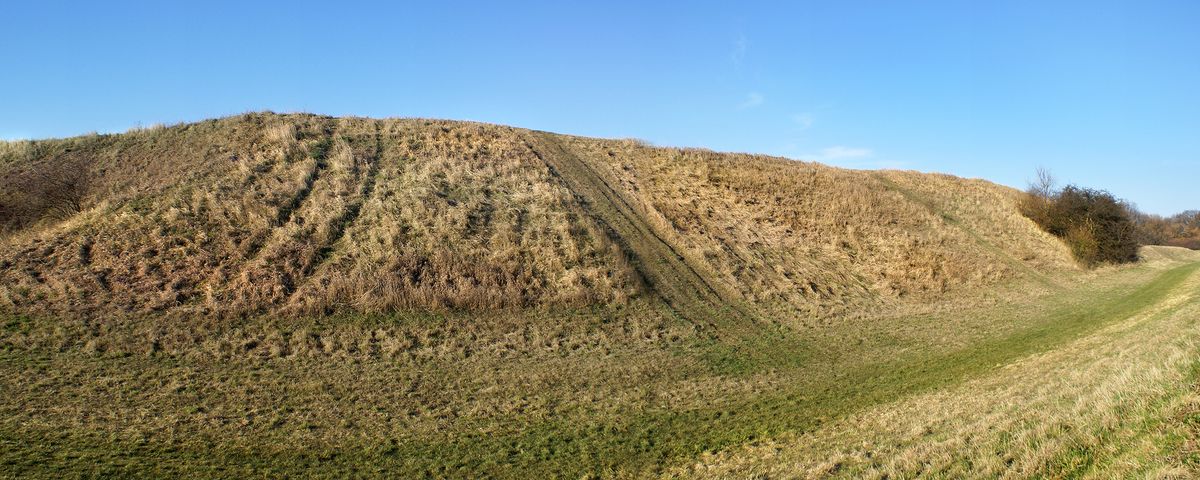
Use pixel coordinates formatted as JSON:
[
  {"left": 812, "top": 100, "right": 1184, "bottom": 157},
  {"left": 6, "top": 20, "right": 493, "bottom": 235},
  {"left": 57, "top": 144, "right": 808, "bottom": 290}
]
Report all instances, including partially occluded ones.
[
  {"left": 0, "top": 145, "right": 91, "bottom": 231},
  {"left": 1019, "top": 169, "right": 1139, "bottom": 266}
]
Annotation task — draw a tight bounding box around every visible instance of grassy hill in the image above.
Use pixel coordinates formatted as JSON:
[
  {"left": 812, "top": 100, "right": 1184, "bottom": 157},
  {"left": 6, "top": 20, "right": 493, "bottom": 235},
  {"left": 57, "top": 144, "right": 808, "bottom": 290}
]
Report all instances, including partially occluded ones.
[
  {"left": 0, "top": 112, "right": 1073, "bottom": 321},
  {"left": 4, "top": 113, "right": 1196, "bottom": 478}
]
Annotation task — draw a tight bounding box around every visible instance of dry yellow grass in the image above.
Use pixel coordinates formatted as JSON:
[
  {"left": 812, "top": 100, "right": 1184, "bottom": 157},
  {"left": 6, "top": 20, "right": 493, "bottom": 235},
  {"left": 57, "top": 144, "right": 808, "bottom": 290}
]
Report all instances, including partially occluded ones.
[
  {"left": 556, "top": 136, "right": 1078, "bottom": 322},
  {"left": 0, "top": 114, "right": 639, "bottom": 317},
  {"left": 0, "top": 112, "right": 1077, "bottom": 321},
  {"left": 285, "top": 120, "right": 638, "bottom": 313}
]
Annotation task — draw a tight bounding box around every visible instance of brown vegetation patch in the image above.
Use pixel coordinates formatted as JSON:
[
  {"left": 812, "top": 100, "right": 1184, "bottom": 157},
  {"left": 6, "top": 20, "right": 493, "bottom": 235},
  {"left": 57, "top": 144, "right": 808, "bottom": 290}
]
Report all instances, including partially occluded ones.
[{"left": 1, "top": 113, "right": 1076, "bottom": 321}]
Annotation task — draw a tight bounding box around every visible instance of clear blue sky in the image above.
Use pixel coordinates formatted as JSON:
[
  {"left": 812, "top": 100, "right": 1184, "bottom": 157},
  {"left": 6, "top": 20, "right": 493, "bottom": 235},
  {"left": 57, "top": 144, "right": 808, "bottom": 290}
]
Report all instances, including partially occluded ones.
[{"left": 3, "top": 1, "right": 1197, "bottom": 215}]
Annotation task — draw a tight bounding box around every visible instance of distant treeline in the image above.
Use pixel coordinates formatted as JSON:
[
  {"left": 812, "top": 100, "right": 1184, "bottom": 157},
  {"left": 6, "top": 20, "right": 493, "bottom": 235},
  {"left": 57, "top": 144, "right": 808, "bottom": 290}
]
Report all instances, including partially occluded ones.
[{"left": 1131, "top": 210, "right": 1200, "bottom": 250}]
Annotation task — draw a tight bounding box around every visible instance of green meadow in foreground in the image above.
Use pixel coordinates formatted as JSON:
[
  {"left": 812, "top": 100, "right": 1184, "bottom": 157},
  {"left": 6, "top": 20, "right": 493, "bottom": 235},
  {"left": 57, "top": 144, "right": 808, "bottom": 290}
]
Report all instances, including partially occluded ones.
[
  {"left": 2, "top": 114, "right": 1198, "bottom": 477},
  {"left": 3, "top": 249, "right": 1199, "bottom": 478}
]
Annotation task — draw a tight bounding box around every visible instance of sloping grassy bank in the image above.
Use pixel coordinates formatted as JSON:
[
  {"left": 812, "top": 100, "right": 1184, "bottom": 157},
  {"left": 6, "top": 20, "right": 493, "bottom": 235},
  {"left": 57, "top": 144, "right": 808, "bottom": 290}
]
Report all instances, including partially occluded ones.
[{"left": 1, "top": 256, "right": 1195, "bottom": 477}]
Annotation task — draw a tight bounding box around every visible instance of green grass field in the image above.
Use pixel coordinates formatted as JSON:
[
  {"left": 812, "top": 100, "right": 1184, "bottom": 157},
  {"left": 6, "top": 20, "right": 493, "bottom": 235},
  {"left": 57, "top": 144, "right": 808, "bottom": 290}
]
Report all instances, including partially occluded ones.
[{"left": 2, "top": 250, "right": 1197, "bottom": 478}]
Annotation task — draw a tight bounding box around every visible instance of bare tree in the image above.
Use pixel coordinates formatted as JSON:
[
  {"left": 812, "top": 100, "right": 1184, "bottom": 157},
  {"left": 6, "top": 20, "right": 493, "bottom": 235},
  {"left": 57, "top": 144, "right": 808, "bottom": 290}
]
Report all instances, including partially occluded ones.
[{"left": 1029, "top": 167, "right": 1056, "bottom": 198}]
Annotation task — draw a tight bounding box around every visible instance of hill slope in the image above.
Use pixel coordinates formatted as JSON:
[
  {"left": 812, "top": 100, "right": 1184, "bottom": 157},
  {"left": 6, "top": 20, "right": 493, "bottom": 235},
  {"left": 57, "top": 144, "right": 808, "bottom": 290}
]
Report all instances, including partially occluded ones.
[{"left": 0, "top": 112, "right": 1074, "bottom": 322}]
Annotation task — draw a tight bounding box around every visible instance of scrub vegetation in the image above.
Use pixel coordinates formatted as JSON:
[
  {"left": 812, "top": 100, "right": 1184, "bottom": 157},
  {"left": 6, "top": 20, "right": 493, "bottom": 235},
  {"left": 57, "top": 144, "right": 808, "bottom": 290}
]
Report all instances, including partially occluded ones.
[
  {"left": 1, "top": 113, "right": 1198, "bottom": 478},
  {"left": 1135, "top": 209, "right": 1200, "bottom": 250},
  {"left": 1019, "top": 168, "right": 1140, "bottom": 266}
]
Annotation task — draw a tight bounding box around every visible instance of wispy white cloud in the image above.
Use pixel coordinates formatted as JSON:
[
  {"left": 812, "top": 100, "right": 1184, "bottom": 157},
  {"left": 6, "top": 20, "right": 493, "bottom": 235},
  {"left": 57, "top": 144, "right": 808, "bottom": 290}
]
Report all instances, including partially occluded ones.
[
  {"left": 791, "top": 113, "right": 814, "bottom": 130},
  {"left": 738, "top": 92, "right": 765, "bottom": 109},
  {"left": 731, "top": 34, "right": 747, "bottom": 65}
]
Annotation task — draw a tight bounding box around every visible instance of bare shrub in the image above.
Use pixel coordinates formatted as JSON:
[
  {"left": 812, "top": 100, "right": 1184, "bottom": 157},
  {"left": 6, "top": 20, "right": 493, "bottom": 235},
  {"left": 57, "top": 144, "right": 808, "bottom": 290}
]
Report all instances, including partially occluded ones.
[
  {"left": 0, "top": 145, "right": 91, "bottom": 231},
  {"left": 1030, "top": 167, "right": 1056, "bottom": 198},
  {"left": 1019, "top": 172, "right": 1139, "bottom": 266},
  {"left": 1018, "top": 167, "right": 1056, "bottom": 229}
]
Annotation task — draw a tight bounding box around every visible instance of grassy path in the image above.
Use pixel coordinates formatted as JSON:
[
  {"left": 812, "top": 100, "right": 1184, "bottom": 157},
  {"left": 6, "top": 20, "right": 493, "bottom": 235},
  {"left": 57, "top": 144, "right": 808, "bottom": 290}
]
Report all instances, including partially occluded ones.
[
  {"left": 526, "top": 132, "right": 738, "bottom": 324},
  {"left": 527, "top": 132, "right": 806, "bottom": 374}
]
